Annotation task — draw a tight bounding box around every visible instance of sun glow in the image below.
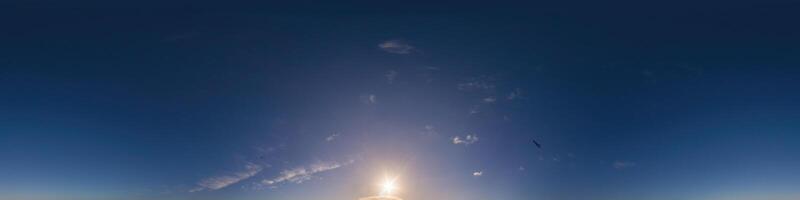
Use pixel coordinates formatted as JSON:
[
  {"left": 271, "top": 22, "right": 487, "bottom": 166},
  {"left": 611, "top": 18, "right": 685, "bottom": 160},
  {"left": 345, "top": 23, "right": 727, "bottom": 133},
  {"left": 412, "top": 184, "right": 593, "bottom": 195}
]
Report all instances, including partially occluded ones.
[
  {"left": 379, "top": 176, "right": 399, "bottom": 196},
  {"left": 358, "top": 173, "right": 404, "bottom": 200}
]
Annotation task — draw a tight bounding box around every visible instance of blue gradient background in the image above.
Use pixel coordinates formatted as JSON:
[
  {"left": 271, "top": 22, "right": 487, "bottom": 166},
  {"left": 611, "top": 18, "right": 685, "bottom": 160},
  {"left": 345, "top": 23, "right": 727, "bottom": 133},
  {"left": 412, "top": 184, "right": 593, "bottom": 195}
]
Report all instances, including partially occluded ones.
[{"left": 2, "top": 1, "right": 800, "bottom": 200}]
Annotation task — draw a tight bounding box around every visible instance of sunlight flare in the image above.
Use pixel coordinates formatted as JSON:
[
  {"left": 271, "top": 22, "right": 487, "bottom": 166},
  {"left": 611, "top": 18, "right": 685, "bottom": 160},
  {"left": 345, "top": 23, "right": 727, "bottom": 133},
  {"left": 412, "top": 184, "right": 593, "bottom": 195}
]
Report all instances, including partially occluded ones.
[{"left": 379, "top": 175, "right": 399, "bottom": 196}]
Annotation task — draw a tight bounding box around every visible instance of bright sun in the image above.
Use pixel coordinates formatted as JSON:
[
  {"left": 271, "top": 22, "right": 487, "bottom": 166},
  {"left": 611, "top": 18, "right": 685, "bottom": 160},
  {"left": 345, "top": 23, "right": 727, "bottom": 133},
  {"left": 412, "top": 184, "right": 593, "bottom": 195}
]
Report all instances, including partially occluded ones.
[{"left": 379, "top": 177, "right": 398, "bottom": 196}]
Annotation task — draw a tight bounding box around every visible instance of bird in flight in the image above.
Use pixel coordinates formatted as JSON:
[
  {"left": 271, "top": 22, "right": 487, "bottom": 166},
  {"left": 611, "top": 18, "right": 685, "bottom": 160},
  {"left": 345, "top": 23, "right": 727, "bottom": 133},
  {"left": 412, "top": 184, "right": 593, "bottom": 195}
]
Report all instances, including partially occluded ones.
[{"left": 532, "top": 139, "right": 542, "bottom": 149}]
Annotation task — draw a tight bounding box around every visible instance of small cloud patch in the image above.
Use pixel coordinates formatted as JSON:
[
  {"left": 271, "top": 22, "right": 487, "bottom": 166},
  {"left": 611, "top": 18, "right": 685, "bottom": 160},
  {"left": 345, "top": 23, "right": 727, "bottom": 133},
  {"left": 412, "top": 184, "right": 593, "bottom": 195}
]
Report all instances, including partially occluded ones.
[
  {"left": 453, "top": 134, "right": 479, "bottom": 145},
  {"left": 325, "top": 133, "right": 340, "bottom": 142},
  {"left": 378, "top": 40, "right": 414, "bottom": 54},
  {"left": 360, "top": 94, "right": 377, "bottom": 104},
  {"left": 472, "top": 171, "right": 483, "bottom": 176}
]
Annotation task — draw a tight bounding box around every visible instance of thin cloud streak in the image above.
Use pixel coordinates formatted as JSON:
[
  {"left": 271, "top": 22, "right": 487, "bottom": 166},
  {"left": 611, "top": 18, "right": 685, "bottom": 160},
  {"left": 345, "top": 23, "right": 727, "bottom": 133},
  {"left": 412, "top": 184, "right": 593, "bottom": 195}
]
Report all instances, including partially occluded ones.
[
  {"left": 261, "top": 159, "right": 356, "bottom": 186},
  {"left": 458, "top": 80, "right": 494, "bottom": 92},
  {"left": 190, "top": 163, "right": 263, "bottom": 192}
]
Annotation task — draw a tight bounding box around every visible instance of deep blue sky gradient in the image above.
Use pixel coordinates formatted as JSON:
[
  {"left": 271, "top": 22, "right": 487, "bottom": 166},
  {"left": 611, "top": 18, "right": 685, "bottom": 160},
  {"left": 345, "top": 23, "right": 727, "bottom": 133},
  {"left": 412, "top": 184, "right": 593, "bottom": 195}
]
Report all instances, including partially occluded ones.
[{"left": 2, "top": 1, "right": 800, "bottom": 200}]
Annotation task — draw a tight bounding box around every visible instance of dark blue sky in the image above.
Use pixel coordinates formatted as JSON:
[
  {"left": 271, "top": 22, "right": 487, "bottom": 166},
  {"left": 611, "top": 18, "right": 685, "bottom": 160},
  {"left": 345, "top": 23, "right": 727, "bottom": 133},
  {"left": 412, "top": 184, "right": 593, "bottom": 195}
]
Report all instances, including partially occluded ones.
[{"left": 2, "top": 1, "right": 800, "bottom": 200}]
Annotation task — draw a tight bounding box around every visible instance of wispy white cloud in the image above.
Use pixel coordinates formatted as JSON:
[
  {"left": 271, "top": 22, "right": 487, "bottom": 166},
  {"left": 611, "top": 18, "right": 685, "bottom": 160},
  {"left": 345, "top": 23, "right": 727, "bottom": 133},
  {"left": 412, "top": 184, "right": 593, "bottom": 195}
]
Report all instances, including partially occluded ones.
[
  {"left": 472, "top": 171, "right": 483, "bottom": 176},
  {"left": 261, "top": 159, "right": 355, "bottom": 186},
  {"left": 613, "top": 161, "right": 636, "bottom": 169},
  {"left": 469, "top": 105, "right": 480, "bottom": 115},
  {"left": 190, "top": 163, "right": 263, "bottom": 192},
  {"left": 458, "top": 80, "right": 494, "bottom": 92},
  {"left": 360, "top": 94, "right": 377, "bottom": 104},
  {"left": 422, "top": 125, "right": 438, "bottom": 135},
  {"left": 453, "top": 134, "right": 479, "bottom": 145},
  {"left": 325, "top": 133, "right": 340, "bottom": 142},
  {"left": 254, "top": 144, "right": 284, "bottom": 155},
  {"left": 458, "top": 76, "right": 496, "bottom": 93},
  {"left": 385, "top": 70, "right": 398, "bottom": 84},
  {"left": 483, "top": 96, "right": 496, "bottom": 103},
  {"left": 378, "top": 40, "right": 414, "bottom": 54}
]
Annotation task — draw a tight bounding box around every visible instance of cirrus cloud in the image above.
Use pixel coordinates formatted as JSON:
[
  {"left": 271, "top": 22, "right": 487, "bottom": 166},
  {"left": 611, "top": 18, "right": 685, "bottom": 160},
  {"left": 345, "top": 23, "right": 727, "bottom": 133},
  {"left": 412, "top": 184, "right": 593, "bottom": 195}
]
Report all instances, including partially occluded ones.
[
  {"left": 190, "top": 162, "right": 264, "bottom": 192},
  {"left": 261, "top": 159, "right": 356, "bottom": 187}
]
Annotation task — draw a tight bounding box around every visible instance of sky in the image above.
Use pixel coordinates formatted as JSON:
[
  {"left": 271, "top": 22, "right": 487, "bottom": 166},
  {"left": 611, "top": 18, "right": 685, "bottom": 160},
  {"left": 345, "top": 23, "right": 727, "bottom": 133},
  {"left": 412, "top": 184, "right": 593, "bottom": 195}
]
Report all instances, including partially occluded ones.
[{"left": 1, "top": 1, "right": 800, "bottom": 200}]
